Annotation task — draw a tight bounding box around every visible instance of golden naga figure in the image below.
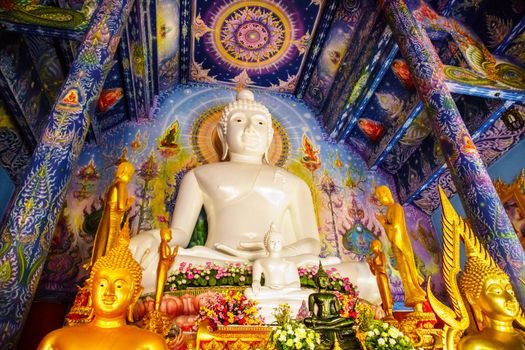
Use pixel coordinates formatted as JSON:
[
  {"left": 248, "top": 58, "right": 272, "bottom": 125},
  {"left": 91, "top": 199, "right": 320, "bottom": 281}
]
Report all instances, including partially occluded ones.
[
  {"left": 367, "top": 239, "right": 394, "bottom": 319},
  {"left": 375, "top": 185, "right": 426, "bottom": 312},
  {"left": 427, "top": 187, "right": 525, "bottom": 350},
  {"left": 88, "top": 160, "right": 134, "bottom": 270},
  {"left": 38, "top": 225, "right": 167, "bottom": 350}
]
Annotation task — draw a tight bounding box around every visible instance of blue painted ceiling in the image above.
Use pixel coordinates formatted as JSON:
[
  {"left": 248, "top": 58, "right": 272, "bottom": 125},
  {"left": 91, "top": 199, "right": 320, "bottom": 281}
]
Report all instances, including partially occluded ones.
[{"left": 0, "top": 0, "right": 524, "bottom": 215}]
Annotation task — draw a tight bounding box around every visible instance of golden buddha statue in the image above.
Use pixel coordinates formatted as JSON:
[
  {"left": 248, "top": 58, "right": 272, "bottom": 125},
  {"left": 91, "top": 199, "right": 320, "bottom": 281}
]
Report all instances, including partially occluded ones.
[
  {"left": 38, "top": 226, "right": 167, "bottom": 350},
  {"left": 427, "top": 187, "right": 525, "bottom": 350},
  {"left": 155, "top": 228, "right": 179, "bottom": 311},
  {"left": 366, "top": 239, "right": 394, "bottom": 319},
  {"left": 88, "top": 160, "right": 134, "bottom": 270},
  {"left": 374, "top": 185, "right": 426, "bottom": 312}
]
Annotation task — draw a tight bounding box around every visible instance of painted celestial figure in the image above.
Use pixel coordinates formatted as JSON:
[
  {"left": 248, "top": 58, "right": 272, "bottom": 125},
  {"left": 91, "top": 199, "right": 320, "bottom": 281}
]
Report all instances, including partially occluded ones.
[
  {"left": 374, "top": 185, "right": 426, "bottom": 312},
  {"left": 37, "top": 228, "right": 167, "bottom": 350}
]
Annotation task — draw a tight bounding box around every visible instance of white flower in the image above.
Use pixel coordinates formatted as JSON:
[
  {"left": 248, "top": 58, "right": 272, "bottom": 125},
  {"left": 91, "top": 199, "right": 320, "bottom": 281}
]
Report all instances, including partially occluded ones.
[
  {"left": 378, "top": 338, "right": 386, "bottom": 345},
  {"left": 367, "top": 331, "right": 375, "bottom": 337},
  {"left": 389, "top": 338, "right": 396, "bottom": 345},
  {"left": 374, "top": 328, "right": 380, "bottom": 335},
  {"left": 388, "top": 328, "right": 400, "bottom": 338},
  {"left": 383, "top": 323, "right": 389, "bottom": 329}
]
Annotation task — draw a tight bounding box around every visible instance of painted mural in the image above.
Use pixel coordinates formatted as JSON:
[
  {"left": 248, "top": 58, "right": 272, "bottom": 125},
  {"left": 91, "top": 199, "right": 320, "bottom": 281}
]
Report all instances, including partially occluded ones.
[
  {"left": 157, "top": 0, "right": 180, "bottom": 90},
  {"left": 37, "top": 85, "right": 443, "bottom": 305},
  {"left": 189, "top": 0, "right": 324, "bottom": 91},
  {"left": 0, "top": 100, "right": 32, "bottom": 185},
  {"left": 321, "top": 2, "right": 384, "bottom": 132},
  {"left": 95, "top": 60, "right": 128, "bottom": 131},
  {"left": 0, "top": 32, "right": 51, "bottom": 144},
  {"left": 303, "top": 0, "right": 363, "bottom": 109},
  {"left": 395, "top": 96, "right": 506, "bottom": 202},
  {"left": 413, "top": 104, "right": 525, "bottom": 214},
  {"left": 446, "top": 0, "right": 525, "bottom": 52}
]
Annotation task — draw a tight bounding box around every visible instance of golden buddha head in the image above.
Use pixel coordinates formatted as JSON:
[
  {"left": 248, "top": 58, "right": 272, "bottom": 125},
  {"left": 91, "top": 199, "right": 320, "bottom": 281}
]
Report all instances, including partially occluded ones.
[
  {"left": 459, "top": 255, "right": 520, "bottom": 324},
  {"left": 218, "top": 89, "right": 274, "bottom": 162},
  {"left": 87, "top": 237, "right": 143, "bottom": 322},
  {"left": 160, "top": 228, "right": 172, "bottom": 241},
  {"left": 374, "top": 185, "right": 393, "bottom": 205},
  {"left": 115, "top": 161, "right": 134, "bottom": 182}
]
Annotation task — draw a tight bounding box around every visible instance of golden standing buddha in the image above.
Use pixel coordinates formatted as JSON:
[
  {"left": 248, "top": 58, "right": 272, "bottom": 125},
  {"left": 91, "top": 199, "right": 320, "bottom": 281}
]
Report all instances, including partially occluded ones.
[
  {"left": 428, "top": 187, "right": 525, "bottom": 350},
  {"left": 37, "top": 228, "right": 167, "bottom": 350},
  {"left": 374, "top": 185, "right": 426, "bottom": 312},
  {"left": 155, "top": 228, "right": 179, "bottom": 311},
  {"left": 88, "top": 161, "right": 134, "bottom": 269},
  {"left": 367, "top": 239, "right": 394, "bottom": 318}
]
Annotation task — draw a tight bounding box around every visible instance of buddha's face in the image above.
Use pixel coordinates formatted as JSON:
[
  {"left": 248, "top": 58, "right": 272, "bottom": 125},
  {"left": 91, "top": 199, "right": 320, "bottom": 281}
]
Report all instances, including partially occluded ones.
[
  {"left": 225, "top": 109, "right": 271, "bottom": 158},
  {"left": 116, "top": 163, "right": 134, "bottom": 181},
  {"left": 375, "top": 186, "right": 393, "bottom": 205},
  {"left": 318, "top": 275, "right": 328, "bottom": 290},
  {"left": 477, "top": 275, "right": 519, "bottom": 322},
  {"left": 267, "top": 235, "right": 283, "bottom": 253},
  {"left": 92, "top": 267, "right": 135, "bottom": 319},
  {"left": 161, "top": 228, "right": 172, "bottom": 241}
]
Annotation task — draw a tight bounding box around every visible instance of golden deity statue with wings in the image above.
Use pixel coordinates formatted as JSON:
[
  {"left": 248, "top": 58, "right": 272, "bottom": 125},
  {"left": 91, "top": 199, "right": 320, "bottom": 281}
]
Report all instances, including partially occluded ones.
[{"left": 427, "top": 187, "right": 525, "bottom": 350}]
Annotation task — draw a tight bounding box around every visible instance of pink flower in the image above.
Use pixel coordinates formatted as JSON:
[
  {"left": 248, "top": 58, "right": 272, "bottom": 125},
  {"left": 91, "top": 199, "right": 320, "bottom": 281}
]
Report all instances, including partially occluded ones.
[{"left": 187, "top": 273, "right": 194, "bottom": 280}]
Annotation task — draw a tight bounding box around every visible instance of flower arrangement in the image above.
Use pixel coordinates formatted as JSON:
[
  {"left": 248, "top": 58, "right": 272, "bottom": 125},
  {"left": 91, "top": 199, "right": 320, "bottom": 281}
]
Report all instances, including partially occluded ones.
[
  {"left": 364, "top": 321, "right": 418, "bottom": 350},
  {"left": 193, "top": 291, "right": 263, "bottom": 330},
  {"left": 334, "top": 291, "right": 359, "bottom": 319},
  {"left": 166, "top": 262, "right": 252, "bottom": 290},
  {"left": 298, "top": 265, "right": 357, "bottom": 294},
  {"left": 270, "top": 304, "right": 320, "bottom": 350},
  {"left": 166, "top": 262, "right": 357, "bottom": 294},
  {"left": 354, "top": 300, "right": 376, "bottom": 333}
]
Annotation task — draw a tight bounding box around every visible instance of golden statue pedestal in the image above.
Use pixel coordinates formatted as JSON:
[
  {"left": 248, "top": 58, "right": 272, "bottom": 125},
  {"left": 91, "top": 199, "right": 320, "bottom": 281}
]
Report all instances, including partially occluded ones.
[
  {"left": 195, "top": 320, "right": 274, "bottom": 350},
  {"left": 393, "top": 310, "right": 443, "bottom": 350}
]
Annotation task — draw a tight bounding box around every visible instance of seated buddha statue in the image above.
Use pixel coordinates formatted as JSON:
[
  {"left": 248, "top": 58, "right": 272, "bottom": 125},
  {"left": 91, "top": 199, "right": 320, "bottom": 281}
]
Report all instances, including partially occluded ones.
[
  {"left": 129, "top": 90, "right": 380, "bottom": 304},
  {"left": 428, "top": 187, "right": 525, "bottom": 350},
  {"left": 129, "top": 89, "right": 338, "bottom": 292},
  {"left": 244, "top": 225, "right": 313, "bottom": 323},
  {"left": 37, "top": 232, "right": 167, "bottom": 350},
  {"left": 458, "top": 260, "right": 524, "bottom": 350},
  {"left": 304, "top": 263, "right": 353, "bottom": 339}
]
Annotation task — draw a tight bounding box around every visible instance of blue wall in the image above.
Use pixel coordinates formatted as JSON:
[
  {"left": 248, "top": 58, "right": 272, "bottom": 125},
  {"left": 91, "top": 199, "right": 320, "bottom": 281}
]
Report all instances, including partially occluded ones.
[
  {"left": 0, "top": 165, "right": 15, "bottom": 223},
  {"left": 431, "top": 137, "right": 525, "bottom": 243}
]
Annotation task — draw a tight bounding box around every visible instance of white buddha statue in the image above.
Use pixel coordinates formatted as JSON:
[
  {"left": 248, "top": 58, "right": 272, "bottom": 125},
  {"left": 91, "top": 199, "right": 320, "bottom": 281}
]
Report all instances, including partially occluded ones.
[
  {"left": 244, "top": 225, "right": 313, "bottom": 323},
  {"left": 128, "top": 89, "right": 380, "bottom": 306}
]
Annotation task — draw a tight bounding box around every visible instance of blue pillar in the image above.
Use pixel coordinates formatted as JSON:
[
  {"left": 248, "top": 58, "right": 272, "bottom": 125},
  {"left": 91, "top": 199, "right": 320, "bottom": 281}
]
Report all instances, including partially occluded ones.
[
  {"left": 380, "top": 0, "right": 525, "bottom": 306},
  {"left": 0, "top": 0, "right": 134, "bottom": 346}
]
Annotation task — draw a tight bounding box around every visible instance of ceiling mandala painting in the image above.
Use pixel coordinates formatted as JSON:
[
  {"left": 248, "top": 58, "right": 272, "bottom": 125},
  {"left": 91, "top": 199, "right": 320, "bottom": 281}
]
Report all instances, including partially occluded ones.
[{"left": 190, "top": 0, "right": 325, "bottom": 91}]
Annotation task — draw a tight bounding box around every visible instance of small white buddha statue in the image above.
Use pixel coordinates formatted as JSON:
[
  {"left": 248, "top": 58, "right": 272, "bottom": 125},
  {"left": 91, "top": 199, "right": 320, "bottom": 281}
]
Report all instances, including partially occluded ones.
[{"left": 244, "top": 225, "right": 313, "bottom": 323}]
